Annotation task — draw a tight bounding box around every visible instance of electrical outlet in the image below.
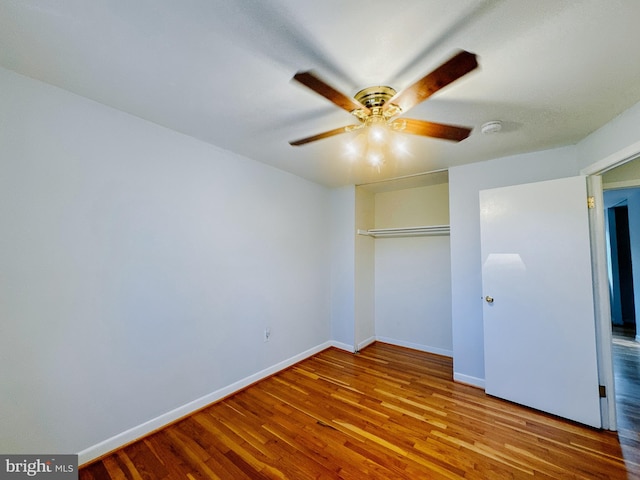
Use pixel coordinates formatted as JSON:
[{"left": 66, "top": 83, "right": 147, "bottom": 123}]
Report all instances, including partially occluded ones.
[{"left": 264, "top": 327, "right": 271, "bottom": 342}]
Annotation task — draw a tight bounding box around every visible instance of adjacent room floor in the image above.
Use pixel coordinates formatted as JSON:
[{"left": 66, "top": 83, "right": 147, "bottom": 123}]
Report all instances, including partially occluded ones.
[{"left": 612, "top": 324, "right": 640, "bottom": 434}]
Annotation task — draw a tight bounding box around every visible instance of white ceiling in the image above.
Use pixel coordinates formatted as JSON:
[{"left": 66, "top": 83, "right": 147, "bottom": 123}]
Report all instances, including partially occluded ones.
[{"left": 2, "top": 0, "right": 640, "bottom": 188}]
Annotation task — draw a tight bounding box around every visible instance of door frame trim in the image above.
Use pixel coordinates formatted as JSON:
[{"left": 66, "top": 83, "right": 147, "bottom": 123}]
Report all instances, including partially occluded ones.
[
  {"left": 581, "top": 140, "right": 640, "bottom": 176},
  {"left": 582, "top": 143, "right": 640, "bottom": 431},
  {"left": 587, "top": 175, "right": 616, "bottom": 430}
]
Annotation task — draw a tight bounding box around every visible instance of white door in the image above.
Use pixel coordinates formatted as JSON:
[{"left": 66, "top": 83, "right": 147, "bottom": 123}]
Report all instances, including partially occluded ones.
[{"left": 480, "top": 176, "right": 601, "bottom": 428}]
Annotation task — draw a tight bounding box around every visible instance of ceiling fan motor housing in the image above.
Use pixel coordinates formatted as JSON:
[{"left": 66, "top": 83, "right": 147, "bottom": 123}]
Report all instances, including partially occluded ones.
[{"left": 354, "top": 86, "right": 397, "bottom": 108}]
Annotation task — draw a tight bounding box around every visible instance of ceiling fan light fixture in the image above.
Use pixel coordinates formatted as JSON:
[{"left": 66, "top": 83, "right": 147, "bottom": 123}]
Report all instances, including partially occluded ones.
[
  {"left": 369, "top": 126, "right": 386, "bottom": 143},
  {"left": 366, "top": 149, "right": 384, "bottom": 170},
  {"left": 344, "top": 141, "right": 359, "bottom": 157},
  {"left": 389, "top": 119, "right": 406, "bottom": 132},
  {"left": 391, "top": 136, "right": 410, "bottom": 158},
  {"left": 367, "top": 116, "right": 389, "bottom": 144}
]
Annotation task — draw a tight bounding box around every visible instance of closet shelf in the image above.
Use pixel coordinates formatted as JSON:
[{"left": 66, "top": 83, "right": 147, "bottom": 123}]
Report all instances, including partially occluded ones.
[{"left": 357, "top": 225, "right": 450, "bottom": 238}]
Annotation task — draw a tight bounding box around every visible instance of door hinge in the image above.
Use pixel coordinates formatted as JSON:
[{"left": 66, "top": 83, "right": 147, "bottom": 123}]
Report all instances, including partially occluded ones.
[
  {"left": 587, "top": 196, "right": 595, "bottom": 209},
  {"left": 599, "top": 385, "right": 606, "bottom": 398}
]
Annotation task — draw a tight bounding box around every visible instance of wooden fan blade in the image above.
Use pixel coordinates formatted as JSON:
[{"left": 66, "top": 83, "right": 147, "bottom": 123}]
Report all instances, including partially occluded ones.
[
  {"left": 384, "top": 50, "right": 478, "bottom": 114},
  {"left": 289, "top": 125, "right": 359, "bottom": 146},
  {"left": 400, "top": 118, "right": 472, "bottom": 142},
  {"left": 293, "top": 71, "right": 369, "bottom": 114}
]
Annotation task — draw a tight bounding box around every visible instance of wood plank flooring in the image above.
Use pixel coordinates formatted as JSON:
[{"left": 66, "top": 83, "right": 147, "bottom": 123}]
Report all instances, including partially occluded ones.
[
  {"left": 613, "top": 328, "right": 640, "bottom": 434},
  {"left": 80, "top": 343, "right": 640, "bottom": 479}
]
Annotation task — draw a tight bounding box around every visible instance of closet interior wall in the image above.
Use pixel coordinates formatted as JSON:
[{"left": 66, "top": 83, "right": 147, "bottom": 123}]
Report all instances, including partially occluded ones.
[{"left": 355, "top": 176, "right": 453, "bottom": 356}]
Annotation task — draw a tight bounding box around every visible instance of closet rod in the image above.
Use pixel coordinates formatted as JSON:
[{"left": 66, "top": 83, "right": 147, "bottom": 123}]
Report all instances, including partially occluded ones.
[{"left": 357, "top": 225, "right": 450, "bottom": 238}]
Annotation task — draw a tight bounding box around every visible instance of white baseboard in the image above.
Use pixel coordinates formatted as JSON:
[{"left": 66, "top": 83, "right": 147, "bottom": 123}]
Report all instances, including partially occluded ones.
[
  {"left": 356, "top": 336, "right": 376, "bottom": 352},
  {"left": 374, "top": 336, "right": 453, "bottom": 358},
  {"left": 330, "top": 340, "right": 356, "bottom": 352},
  {"left": 453, "top": 372, "right": 485, "bottom": 389},
  {"left": 78, "top": 340, "right": 333, "bottom": 465}
]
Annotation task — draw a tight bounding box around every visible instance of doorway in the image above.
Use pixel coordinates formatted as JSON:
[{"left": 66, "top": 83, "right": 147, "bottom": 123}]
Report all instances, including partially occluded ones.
[
  {"left": 605, "top": 202, "right": 636, "bottom": 336},
  {"left": 602, "top": 173, "right": 640, "bottom": 432}
]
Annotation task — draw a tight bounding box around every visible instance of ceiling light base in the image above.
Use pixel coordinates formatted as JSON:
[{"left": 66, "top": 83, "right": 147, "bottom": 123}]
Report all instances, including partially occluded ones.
[{"left": 481, "top": 120, "right": 503, "bottom": 134}]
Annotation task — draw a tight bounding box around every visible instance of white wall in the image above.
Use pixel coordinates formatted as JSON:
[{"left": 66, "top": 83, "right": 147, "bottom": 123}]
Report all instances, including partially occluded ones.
[
  {"left": 373, "top": 184, "right": 452, "bottom": 355},
  {"left": 0, "top": 67, "right": 332, "bottom": 458},
  {"left": 577, "top": 101, "right": 640, "bottom": 173},
  {"left": 374, "top": 183, "right": 449, "bottom": 228},
  {"left": 330, "top": 186, "right": 356, "bottom": 350},
  {"left": 355, "top": 187, "right": 375, "bottom": 350},
  {"left": 448, "top": 146, "right": 580, "bottom": 386},
  {"left": 375, "top": 236, "right": 452, "bottom": 355}
]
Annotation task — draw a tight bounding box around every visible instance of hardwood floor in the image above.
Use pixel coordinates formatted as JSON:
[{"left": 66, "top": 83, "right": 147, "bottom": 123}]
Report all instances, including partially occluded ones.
[
  {"left": 613, "top": 326, "right": 640, "bottom": 434},
  {"left": 81, "top": 343, "right": 640, "bottom": 479}
]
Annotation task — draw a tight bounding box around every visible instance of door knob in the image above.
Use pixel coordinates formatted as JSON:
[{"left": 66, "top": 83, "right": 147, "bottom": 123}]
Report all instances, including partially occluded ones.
[{"left": 485, "top": 296, "right": 494, "bottom": 304}]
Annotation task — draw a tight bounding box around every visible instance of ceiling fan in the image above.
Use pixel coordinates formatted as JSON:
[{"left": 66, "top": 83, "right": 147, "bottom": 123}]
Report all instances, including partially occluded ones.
[{"left": 289, "top": 50, "right": 478, "bottom": 147}]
